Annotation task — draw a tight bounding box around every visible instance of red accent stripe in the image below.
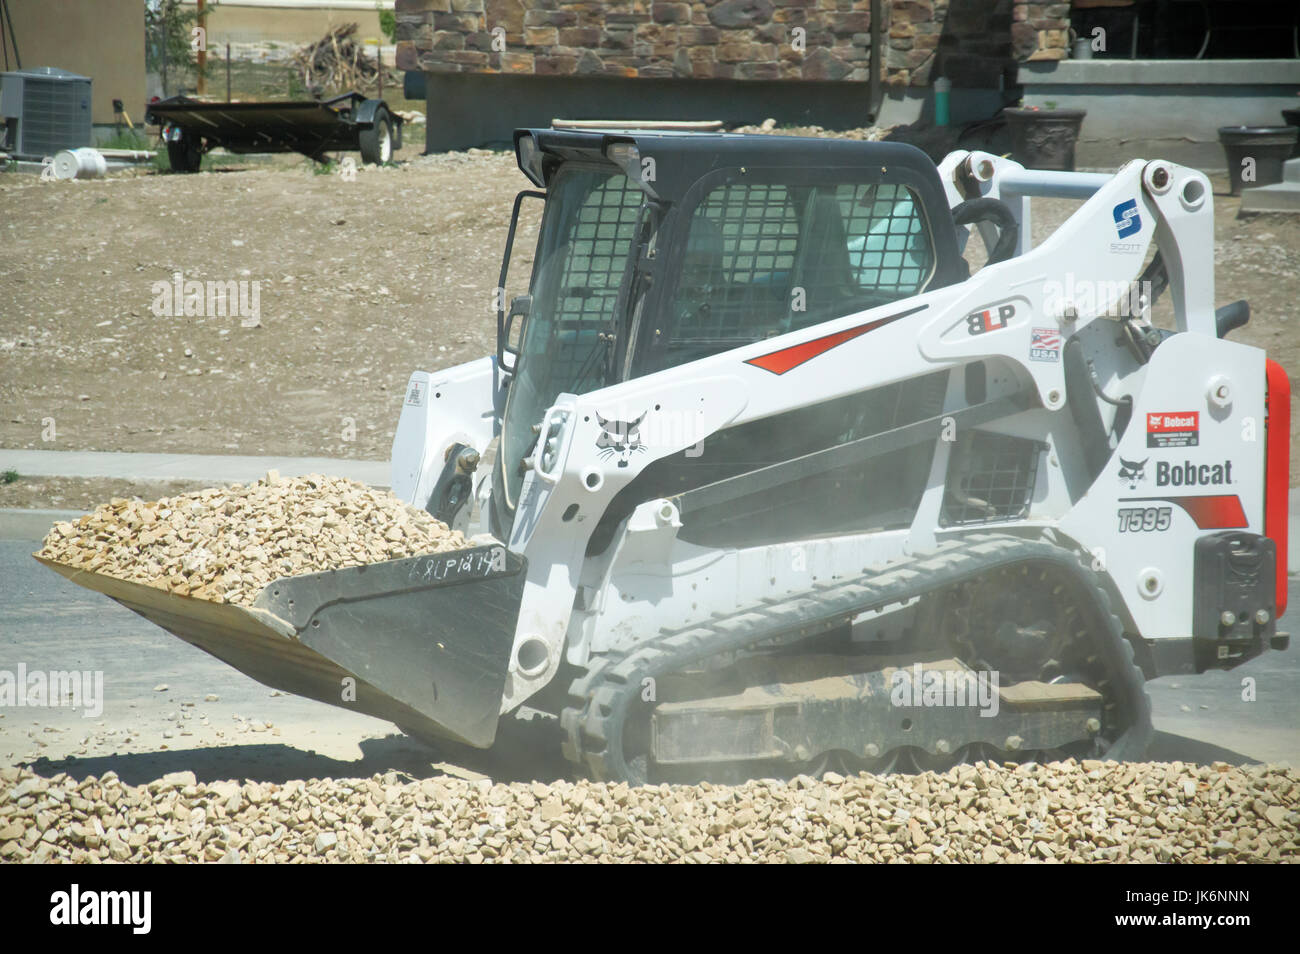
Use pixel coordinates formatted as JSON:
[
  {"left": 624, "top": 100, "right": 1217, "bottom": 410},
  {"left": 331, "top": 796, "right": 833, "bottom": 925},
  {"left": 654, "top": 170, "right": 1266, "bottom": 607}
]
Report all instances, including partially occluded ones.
[
  {"left": 1167, "top": 495, "right": 1248, "bottom": 530},
  {"left": 1266, "top": 359, "right": 1290, "bottom": 616},
  {"left": 1123, "top": 495, "right": 1248, "bottom": 529},
  {"left": 744, "top": 306, "right": 925, "bottom": 376}
]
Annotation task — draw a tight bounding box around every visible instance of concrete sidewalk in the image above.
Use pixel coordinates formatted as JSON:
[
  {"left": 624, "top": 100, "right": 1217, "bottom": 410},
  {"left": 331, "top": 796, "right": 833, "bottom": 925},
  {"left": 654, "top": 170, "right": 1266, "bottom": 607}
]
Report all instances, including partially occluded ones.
[{"left": 0, "top": 449, "right": 389, "bottom": 488}]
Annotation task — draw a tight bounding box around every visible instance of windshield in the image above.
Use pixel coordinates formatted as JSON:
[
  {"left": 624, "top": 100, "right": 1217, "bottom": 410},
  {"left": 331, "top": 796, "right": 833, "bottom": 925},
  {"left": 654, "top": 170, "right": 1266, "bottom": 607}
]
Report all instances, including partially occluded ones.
[
  {"left": 641, "top": 181, "right": 935, "bottom": 373},
  {"left": 499, "top": 167, "right": 645, "bottom": 508}
]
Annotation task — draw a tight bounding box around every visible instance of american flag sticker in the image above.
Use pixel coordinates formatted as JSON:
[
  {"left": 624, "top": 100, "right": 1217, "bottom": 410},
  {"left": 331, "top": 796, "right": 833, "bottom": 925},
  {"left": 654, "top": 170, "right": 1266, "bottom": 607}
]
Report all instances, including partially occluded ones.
[{"left": 1029, "top": 327, "right": 1062, "bottom": 363}]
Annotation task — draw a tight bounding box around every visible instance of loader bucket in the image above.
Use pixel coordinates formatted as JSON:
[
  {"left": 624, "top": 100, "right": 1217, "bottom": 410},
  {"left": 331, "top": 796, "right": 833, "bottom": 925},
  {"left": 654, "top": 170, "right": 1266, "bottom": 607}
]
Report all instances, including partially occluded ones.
[{"left": 34, "top": 545, "right": 526, "bottom": 748}]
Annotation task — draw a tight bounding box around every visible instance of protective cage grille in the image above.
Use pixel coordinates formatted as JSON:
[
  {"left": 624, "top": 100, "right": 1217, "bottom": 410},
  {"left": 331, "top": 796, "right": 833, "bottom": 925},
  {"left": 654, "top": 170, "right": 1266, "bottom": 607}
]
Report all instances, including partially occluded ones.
[
  {"left": 671, "top": 181, "right": 936, "bottom": 345},
  {"left": 544, "top": 174, "right": 644, "bottom": 389},
  {"left": 554, "top": 175, "right": 643, "bottom": 324},
  {"left": 940, "top": 430, "right": 1045, "bottom": 526}
]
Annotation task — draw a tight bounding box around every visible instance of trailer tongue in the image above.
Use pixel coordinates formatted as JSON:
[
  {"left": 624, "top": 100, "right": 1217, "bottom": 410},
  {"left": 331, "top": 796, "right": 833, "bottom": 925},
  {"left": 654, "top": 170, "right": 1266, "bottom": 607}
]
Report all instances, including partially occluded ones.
[{"left": 37, "top": 544, "right": 525, "bottom": 748}]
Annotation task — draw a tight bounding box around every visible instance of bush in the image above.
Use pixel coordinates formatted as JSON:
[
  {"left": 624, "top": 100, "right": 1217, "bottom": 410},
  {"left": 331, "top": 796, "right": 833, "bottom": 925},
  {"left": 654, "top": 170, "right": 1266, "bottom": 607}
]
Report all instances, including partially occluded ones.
[{"left": 378, "top": 6, "right": 397, "bottom": 43}]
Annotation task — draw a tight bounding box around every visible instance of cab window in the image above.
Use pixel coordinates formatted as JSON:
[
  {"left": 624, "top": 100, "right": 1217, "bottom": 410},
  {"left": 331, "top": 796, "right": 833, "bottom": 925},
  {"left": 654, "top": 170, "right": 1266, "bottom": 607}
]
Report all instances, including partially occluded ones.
[{"left": 646, "top": 179, "right": 935, "bottom": 371}]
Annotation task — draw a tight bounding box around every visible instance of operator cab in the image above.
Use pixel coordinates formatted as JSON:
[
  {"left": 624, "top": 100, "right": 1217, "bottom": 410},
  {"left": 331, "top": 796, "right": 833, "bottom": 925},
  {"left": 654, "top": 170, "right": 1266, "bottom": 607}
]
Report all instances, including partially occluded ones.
[{"left": 492, "top": 126, "right": 968, "bottom": 536}]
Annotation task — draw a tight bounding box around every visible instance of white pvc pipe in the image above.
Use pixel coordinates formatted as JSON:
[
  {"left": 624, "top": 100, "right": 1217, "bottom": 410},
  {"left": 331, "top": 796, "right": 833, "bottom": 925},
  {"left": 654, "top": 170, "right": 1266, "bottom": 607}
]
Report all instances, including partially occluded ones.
[{"left": 96, "top": 148, "right": 157, "bottom": 161}]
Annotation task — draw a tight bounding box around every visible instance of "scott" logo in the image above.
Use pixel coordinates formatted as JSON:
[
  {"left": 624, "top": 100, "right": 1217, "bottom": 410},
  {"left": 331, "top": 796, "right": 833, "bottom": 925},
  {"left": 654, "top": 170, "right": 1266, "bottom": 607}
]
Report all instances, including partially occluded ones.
[
  {"left": 1113, "top": 198, "right": 1142, "bottom": 239},
  {"left": 1156, "top": 459, "right": 1233, "bottom": 487}
]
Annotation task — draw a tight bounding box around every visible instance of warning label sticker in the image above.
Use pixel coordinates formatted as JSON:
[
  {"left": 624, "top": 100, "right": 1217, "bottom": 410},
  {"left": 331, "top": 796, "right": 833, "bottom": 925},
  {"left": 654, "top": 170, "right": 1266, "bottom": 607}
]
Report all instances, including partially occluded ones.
[{"left": 1146, "top": 411, "right": 1199, "bottom": 448}]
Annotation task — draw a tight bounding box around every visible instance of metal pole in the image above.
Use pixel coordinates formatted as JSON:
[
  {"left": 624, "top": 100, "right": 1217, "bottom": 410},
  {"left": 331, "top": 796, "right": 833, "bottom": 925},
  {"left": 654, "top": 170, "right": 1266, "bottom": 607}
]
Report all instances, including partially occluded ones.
[
  {"left": 377, "top": 42, "right": 383, "bottom": 100},
  {"left": 1, "top": 0, "right": 20, "bottom": 70},
  {"left": 226, "top": 42, "right": 232, "bottom": 102},
  {"left": 998, "top": 169, "right": 1112, "bottom": 198},
  {"left": 196, "top": 0, "right": 207, "bottom": 95},
  {"left": 869, "top": 0, "right": 882, "bottom": 124}
]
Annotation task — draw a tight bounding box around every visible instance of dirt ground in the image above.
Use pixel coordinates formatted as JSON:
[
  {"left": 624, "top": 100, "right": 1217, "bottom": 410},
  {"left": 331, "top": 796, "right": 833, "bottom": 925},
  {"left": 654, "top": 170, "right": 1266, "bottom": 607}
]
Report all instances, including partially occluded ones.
[
  {"left": 0, "top": 476, "right": 209, "bottom": 511},
  {"left": 2, "top": 143, "right": 1297, "bottom": 488},
  {"left": 0, "top": 143, "right": 521, "bottom": 464}
]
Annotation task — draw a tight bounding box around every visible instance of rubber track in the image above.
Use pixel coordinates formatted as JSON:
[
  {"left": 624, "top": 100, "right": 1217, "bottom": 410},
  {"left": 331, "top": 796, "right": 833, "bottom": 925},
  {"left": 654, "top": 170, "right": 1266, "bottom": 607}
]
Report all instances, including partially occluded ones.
[{"left": 560, "top": 533, "right": 1153, "bottom": 784}]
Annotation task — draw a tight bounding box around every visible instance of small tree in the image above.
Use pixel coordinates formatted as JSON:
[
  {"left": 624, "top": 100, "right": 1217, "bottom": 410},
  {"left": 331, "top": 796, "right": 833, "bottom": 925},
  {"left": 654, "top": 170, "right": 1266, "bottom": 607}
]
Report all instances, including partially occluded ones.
[
  {"left": 378, "top": 7, "right": 397, "bottom": 44},
  {"left": 146, "top": 0, "right": 213, "bottom": 93}
]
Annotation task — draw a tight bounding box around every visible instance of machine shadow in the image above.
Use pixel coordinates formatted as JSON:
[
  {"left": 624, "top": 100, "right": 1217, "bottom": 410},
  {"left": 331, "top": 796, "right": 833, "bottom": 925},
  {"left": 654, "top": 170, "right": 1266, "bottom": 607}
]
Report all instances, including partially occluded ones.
[
  {"left": 20, "top": 727, "right": 1262, "bottom": 788},
  {"left": 1144, "top": 731, "right": 1261, "bottom": 766},
  {"left": 21, "top": 719, "right": 572, "bottom": 787}
]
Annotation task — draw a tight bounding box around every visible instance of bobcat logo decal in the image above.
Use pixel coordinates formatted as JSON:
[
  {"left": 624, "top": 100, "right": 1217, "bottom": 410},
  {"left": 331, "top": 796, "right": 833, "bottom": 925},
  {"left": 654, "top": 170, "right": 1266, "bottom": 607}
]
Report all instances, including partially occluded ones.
[
  {"left": 595, "top": 412, "right": 646, "bottom": 468},
  {"left": 1118, "top": 456, "right": 1148, "bottom": 489}
]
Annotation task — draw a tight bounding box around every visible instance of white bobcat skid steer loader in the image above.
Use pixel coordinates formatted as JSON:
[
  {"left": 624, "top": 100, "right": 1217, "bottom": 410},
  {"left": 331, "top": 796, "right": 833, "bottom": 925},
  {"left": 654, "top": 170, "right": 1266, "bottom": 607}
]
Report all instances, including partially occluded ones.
[
  {"left": 390, "top": 128, "right": 1289, "bottom": 783},
  {"left": 43, "top": 128, "right": 1289, "bottom": 784}
]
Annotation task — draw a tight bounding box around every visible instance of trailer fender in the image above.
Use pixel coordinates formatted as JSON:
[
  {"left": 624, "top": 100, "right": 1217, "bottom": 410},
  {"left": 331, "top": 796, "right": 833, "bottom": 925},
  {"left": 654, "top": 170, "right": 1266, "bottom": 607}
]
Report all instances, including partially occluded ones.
[{"left": 356, "top": 98, "right": 402, "bottom": 150}]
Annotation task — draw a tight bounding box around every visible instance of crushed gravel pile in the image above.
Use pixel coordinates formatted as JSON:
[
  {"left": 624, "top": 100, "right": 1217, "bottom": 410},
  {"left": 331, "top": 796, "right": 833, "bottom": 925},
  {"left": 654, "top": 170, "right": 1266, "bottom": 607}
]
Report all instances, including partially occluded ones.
[
  {"left": 36, "top": 474, "right": 468, "bottom": 605},
  {"left": 3, "top": 760, "right": 1295, "bottom": 864}
]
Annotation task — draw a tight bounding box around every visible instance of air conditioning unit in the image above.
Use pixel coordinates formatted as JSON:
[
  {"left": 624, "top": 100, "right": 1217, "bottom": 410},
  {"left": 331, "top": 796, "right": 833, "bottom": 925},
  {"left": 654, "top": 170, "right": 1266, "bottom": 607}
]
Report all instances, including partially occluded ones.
[{"left": 0, "top": 67, "right": 93, "bottom": 160}]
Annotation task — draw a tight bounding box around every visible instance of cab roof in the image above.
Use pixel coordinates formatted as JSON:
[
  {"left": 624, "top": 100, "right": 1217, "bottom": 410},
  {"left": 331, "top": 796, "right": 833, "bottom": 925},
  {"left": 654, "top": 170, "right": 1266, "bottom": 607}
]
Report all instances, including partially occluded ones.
[
  {"left": 513, "top": 126, "right": 966, "bottom": 291},
  {"left": 515, "top": 126, "right": 948, "bottom": 202}
]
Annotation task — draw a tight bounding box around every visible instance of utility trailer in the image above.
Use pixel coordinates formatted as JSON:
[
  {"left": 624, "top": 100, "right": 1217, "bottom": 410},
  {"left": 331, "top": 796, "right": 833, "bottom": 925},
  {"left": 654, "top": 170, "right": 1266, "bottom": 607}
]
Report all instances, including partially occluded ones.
[{"left": 144, "top": 92, "right": 401, "bottom": 172}]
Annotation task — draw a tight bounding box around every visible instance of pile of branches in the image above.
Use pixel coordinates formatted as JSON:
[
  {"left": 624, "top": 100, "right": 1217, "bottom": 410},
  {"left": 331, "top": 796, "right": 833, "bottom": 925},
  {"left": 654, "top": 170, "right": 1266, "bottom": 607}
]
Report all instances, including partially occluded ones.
[{"left": 291, "top": 24, "right": 396, "bottom": 93}]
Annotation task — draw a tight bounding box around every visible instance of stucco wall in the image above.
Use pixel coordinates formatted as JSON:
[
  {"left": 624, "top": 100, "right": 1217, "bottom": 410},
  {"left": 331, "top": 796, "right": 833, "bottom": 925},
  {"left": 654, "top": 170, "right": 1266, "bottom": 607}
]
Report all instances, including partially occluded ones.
[
  {"left": 178, "top": 1, "right": 392, "bottom": 47},
  {"left": 4, "top": 0, "right": 145, "bottom": 124}
]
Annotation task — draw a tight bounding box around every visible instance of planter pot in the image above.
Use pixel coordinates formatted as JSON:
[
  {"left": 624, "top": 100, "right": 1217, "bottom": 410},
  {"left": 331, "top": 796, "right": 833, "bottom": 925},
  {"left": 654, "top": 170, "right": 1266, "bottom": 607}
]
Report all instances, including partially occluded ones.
[
  {"left": 1218, "top": 125, "right": 1299, "bottom": 196},
  {"left": 1003, "top": 108, "right": 1087, "bottom": 172},
  {"left": 1282, "top": 109, "right": 1300, "bottom": 158}
]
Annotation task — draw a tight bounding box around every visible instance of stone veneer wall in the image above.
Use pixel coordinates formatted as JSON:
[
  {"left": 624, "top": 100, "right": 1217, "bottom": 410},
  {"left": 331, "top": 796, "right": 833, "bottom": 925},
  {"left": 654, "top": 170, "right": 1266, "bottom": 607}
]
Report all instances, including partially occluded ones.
[{"left": 395, "top": 1, "right": 1072, "bottom": 92}]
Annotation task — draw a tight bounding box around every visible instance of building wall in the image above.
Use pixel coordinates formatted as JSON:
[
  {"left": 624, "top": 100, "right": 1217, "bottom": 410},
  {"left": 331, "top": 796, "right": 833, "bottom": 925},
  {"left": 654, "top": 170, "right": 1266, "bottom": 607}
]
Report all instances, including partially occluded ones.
[
  {"left": 422, "top": 70, "right": 885, "bottom": 149},
  {"left": 4, "top": 0, "right": 145, "bottom": 124},
  {"left": 1021, "top": 59, "right": 1300, "bottom": 170},
  {"left": 395, "top": 1, "right": 1069, "bottom": 86},
  {"left": 394, "top": 0, "right": 1070, "bottom": 150}
]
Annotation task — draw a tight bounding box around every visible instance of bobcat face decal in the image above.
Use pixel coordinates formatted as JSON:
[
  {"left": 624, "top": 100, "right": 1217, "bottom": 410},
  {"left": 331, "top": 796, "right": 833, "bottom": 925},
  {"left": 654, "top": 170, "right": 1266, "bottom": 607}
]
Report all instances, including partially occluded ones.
[
  {"left": 1118, "top": 456, "right": 1148, "bottom": 490},
  {"left": 595, "top": 412, "right": 647, "bottom": 468}
]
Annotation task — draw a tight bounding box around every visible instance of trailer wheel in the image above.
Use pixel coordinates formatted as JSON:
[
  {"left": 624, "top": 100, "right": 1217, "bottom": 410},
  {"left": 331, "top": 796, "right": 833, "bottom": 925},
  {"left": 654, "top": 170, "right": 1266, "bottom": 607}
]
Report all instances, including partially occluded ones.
[
  {"left": 166, "top": 129, "right": 203, "bottom": 173},
  {"left": 359, "top": 109, "right": 393, "bottom": 166}
]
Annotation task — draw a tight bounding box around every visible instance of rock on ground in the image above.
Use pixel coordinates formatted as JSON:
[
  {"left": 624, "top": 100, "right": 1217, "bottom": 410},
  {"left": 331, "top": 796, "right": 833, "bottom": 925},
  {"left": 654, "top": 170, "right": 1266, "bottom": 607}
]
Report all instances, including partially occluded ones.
[{"left": 1, "top": 760, "right": 1295, "bottom": 864}]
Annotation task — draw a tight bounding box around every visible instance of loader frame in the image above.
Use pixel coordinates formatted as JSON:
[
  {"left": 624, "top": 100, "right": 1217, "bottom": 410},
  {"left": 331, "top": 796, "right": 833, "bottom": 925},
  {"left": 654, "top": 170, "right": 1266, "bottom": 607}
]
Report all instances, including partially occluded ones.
[
  {"left": 392, "top": 132, "right": 1285, "bottom": 723},
  {"left": 39, "top": 131, "right": 1286, "bottom": 771}
]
